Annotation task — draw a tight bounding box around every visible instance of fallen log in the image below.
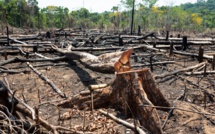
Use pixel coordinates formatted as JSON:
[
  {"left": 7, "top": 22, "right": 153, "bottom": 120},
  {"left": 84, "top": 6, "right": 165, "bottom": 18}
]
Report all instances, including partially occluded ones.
[
  {"left": 185, "top": 70, "right": 215, "bottom": 75},
  {"left": 132, "top": 61, "right": 175, "bottom": 67},
  {"left": 8, "top": 37, "right": 28, "bottom": 45},
  {"left": 0, "top": 56, "right": 66, "bottom": 66},
  {"left": 0, "top": 68, "right": 30, "bottom": 74},
  {"left": 141, "top": 41, "right": 214, "bottom": 45},
  {"left": 51, "top": 45, "right": 123, "bottom": 73},
  {"left": 173, "top": 51, "right": 213, "bottom": 60},
  {"left": 9, "top": 63, "right": 68, "bottom": 69},
  {"left": 158, "top": 37, "right": 215, "bottom": 42},
  {"left": 120, "top": 36, "right": 215, "bottom": 42},
  {"left": 71, "top": 47, "right": 124, "bottom": 51},
  {"left": 154, "top": 62, "right": 207, "bottom": 79},
  {"left": 10, "top": 43, "right": 51, "bottom": 47},
  {"left": 126, "top": 32, "right": 155, "bottom": 42},
  {"left": 0, "top": 48, "right": 56, "bottom": 55}
]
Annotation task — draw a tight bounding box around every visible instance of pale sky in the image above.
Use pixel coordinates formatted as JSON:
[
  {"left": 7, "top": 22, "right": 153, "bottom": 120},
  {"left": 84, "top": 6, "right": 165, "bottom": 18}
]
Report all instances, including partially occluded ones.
[{"left": 37, "top": 0, "right": 197, "bottom": 13}]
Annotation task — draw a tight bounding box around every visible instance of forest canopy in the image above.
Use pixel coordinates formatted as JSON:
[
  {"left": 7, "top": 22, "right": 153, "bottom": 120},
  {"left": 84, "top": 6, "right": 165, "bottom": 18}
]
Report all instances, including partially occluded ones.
[{"left": 0, "top": 0, "right": 214, "bottom": 32}]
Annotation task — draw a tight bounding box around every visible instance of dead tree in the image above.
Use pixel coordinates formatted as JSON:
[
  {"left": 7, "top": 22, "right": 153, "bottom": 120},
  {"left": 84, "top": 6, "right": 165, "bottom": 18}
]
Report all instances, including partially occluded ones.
[{"left": 51, "top": 45, "right": 124, "bottom": 73}]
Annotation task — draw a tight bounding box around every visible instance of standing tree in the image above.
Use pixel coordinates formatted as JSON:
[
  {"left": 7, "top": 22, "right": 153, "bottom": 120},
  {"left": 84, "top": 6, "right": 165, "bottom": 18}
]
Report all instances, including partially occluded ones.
[
  {"left": 41, "top": 6, "right": 56, "bottom": 28},
  {"left": 27, "top": 0, "right": 38, "bottom": 28},
  {"left": 0, "top": 0, "right": 6, "bottom": 33},
  {"left": 54, "top": 7, "right": 69, "bottom": 28},
  {"left": 77, "top": 8, "right": 91, "bottom": 28},
  {"left": 130, "top": 0, "right": 135, "bottom": 34},
  {"left": 111, "top": 6, "right": 120, "bottom": 30},
  {"left": 145, "top": 0, "right": 158, "bottom": 8}
]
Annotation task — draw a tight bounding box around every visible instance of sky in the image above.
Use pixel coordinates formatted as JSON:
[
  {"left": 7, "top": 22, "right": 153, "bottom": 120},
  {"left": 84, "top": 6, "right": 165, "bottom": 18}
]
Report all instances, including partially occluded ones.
[{"left": 37, "top": 0, "right": 197, "bottom": 13}]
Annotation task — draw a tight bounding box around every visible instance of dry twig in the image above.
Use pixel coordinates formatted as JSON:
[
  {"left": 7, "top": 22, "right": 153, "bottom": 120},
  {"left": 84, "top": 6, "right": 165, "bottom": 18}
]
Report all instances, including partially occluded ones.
[
  {"left": 99, "top": 109, "right": 146, "bottom": 134},
  {"left": 26, "top": 62, "right": 66, "bottom": 98}
]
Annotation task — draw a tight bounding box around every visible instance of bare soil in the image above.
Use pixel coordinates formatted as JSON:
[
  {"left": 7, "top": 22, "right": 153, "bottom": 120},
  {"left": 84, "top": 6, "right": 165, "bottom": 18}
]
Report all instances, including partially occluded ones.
[{"left": 1, "top": 32, "right": 215, "bottom": 134}]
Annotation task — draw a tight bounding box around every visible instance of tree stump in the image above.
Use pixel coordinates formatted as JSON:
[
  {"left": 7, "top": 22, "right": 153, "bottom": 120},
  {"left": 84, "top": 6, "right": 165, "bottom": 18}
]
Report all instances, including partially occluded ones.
[
  {"left": 58, "top": 49, "right": 170, "bottom": 133},
  {"left": 111, "top": 68, "right": 170, "bottom": 133}
]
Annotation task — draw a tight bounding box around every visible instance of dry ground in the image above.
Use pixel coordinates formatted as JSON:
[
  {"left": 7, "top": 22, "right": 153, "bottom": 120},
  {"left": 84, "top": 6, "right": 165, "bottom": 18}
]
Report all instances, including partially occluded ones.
[{"left": 1, "top": 33, "right": 215, "bottom": 134}]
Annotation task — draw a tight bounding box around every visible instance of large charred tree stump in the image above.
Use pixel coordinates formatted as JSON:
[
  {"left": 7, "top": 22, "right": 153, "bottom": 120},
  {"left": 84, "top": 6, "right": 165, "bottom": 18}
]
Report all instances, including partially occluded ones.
[
  {"left": 58, "top": 49, "right": 170, "bottom": 133},
  {"left": 112, "top": 69, "right": 170, "bottom": 133}
]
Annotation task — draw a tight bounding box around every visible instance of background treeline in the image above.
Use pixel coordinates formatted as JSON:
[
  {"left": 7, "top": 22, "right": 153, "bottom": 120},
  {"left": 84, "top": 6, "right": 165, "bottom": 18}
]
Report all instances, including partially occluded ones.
[{"left": 0, "top": 0, "right": 214, "bottom": 32}]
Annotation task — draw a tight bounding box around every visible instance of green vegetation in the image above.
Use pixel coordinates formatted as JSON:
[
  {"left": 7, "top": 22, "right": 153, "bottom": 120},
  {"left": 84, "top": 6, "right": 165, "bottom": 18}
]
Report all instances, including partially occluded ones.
[
  {"left": 181, "top": 0, "right": 215, "bottom": 30},
  {"left": 0, "top": 0, "right": 214, "bottom": 32}
]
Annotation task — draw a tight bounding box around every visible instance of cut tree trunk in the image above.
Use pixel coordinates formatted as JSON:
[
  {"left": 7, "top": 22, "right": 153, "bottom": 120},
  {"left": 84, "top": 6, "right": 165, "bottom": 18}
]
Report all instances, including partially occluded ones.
[
  {"left": 58, "top": 49, "right": 170, "bottom": 134},
  {"left": 112, "top": 69, "right": 170, "bottom": 134}
]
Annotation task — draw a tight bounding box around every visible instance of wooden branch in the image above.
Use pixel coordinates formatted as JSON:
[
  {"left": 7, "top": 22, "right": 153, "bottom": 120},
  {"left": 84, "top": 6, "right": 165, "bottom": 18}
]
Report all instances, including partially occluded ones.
[
  {"left": 120, "top": 35, "right": 215, "bottom": 42},
  {"left": 126, "top": 32, "right": 155, "bottom": 42},
  {"left": 0, "top": 57, "right": 18, "bottom": 66},
  {"left": 0, "top": 48, "right": 56, "bottom": 55},
  {"left": 162, "top": 88, "right": 185, "bottom": 129},
  {"left": 179, "top": 76, "right": 215, "bottom": 100},
  {"left": 173, "top": 50, "right": 213, "bottom": 59},
  {"left": 34, "top": 53, "right": 52, "bottom": 59},
  {"left": 15, "top": 105, "right": 85, "bottom": 134},
  {"left": 0, "top": 68, "right": 30, "bottom": 74},
  {"left": 26, "top": 62, "right": 66, "bottom": 98},
  {"left": 158, "top": 37, "right": 215, "bottom": 42},
  {"left": 0, "top": 56, "right": 66, "bottom": 66},
  {"left": 10, "top": 43, "right": 51, "bottom": 47},
  {"left": 154, "top": 45, "right": 182, "bottom": 49},
  {"left": 57, "top": 46, "right": 125, "bottom": 52},
  {"left": 9, "top": 36, "right": 40, "bottom": 42},
  {"left": 8, "top": 37, "right": 28, "bottom": 45},
  {"left": 99, "top": 109, "right": 146, "bottom": 134},
  {"left": 139, "top": 104, "right": 215, "bottom": 116},
  {"left": 189, "top": 104, "right": 215, "bottom": 125},
  {"left": 88, "top": 84, "right": 108, "bottom": 91},
  {"left": 138, "top": 44, "right": 167, "bottom": 52},
  {"left": 93, "top": 34, "right": 105, "bottom": 43},
  {"left": 132, "top": 61, "right": 175, "bottom": 67},
  {"left": 185, "top": 70, "right": 215, "bottom": 75},
  {"left": 10, "top": 63, "right": 67, "bottom": 70},
  {"left": 154, "top": 62, "right": 207, "bottom": 79},
  {"left": 3, "top": 77, "right": 36, "bottom": 120}
]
